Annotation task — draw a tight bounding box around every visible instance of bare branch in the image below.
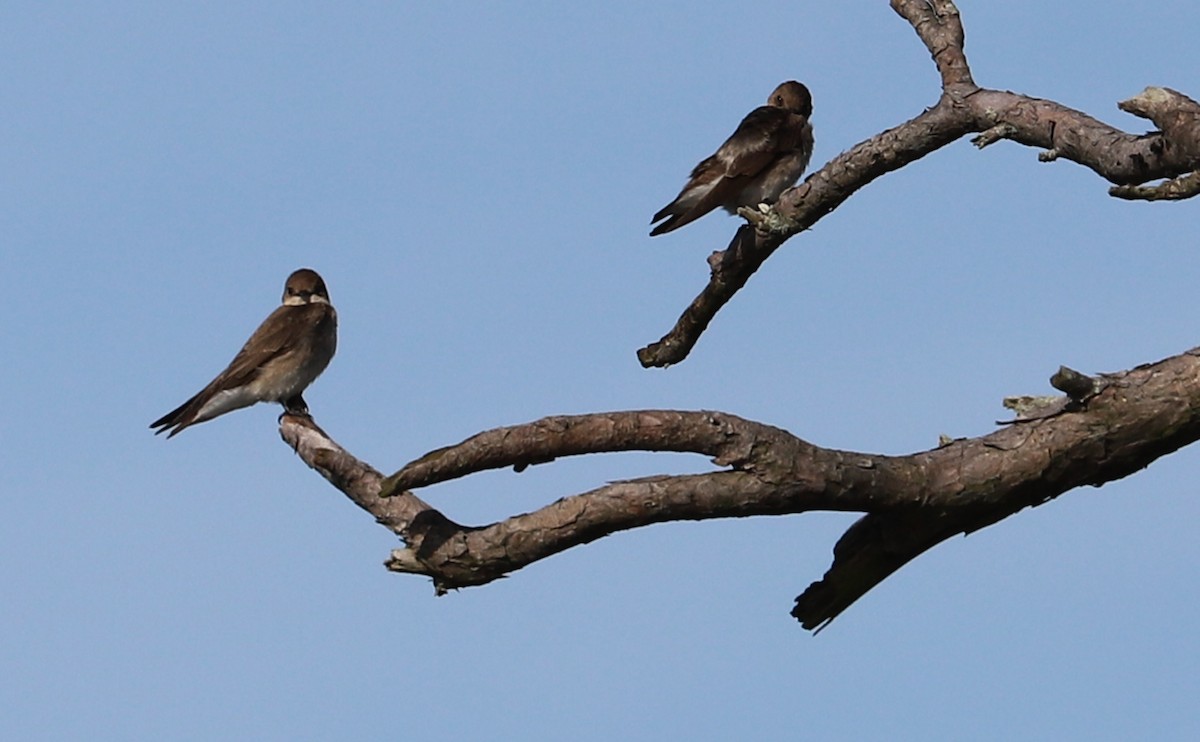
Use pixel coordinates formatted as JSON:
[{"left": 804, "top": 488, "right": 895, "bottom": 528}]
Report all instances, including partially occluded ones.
[
  {"left": 1110, "top": 170, "right": 1200, "bottom": 200},
  {"left": 1118, "top": 86, "right": 1200, "bottom": 148},
  {"left": 280, "top": 1, "right": 1200, "bottom": 630},
  {"left": 640, "top": 1, "right": 1199, "bottom": 368},
  {"left": 965, "top": 89, "right": 1182, "bottom": 184},
  {"left": 385, "top": 471, "right": 784, "bottom": 590},
  {"left": 289, "top": 345, "right": 1200, "bottom": 625},
  {"left": 794, "top": 348, "right": 1200, "bottom": 630},
  {"left": 380, "top": 410, "right": 796, "bottom": 495},
  {"left": 279, "top": 413, "right": 456, "bottom": 536},
  {"left": 890, "top": 0, "right": 972, "bottom": 89}
]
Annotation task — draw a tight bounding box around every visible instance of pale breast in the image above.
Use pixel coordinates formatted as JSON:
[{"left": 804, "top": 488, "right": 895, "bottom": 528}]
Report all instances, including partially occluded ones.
[
  {"left": 732, "top": 151, "right": 812, "bottom": 211},
  {"left": 250, "top": 318, "right": 337, "bottom": 402}
]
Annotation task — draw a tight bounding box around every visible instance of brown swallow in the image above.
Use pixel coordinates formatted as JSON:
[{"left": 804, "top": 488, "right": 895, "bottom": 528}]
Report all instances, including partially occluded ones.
[
  {"left": 650, "top": 81, "right": 814, "bottom": 236},
  {"left": 151, "top": 268, "right": 338, "bottom": 438}
]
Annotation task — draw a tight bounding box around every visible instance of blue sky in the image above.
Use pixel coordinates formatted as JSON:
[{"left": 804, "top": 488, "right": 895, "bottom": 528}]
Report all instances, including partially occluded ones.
[{"left": 4, "top": 2, "right": 1199, "bottom": 739}]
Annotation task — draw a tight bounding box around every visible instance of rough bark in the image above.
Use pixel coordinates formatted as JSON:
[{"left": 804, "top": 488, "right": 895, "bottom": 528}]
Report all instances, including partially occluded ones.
[
  {"left": 282, "top": 1, "right": 1200, "bottom": 630},
  {"left": 284, "top": 346, "right": 1200, "bottom": 627}
]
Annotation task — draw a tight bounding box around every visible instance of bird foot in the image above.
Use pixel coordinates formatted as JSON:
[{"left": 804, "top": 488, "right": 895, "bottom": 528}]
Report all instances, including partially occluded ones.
[{"left": 282, "top": 394, "right": 311, "bottom": 417}]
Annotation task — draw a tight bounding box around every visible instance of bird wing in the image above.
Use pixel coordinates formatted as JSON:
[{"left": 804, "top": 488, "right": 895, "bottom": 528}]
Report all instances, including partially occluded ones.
[
  {"left": 212, "top": 303, "right": 323, "bottom": 390},
  {"left": 650, "top": 106, "right": 806, "bottom": 235},
  {"left": 708, "top": 105, "right": 802, "bottom": 179},
  {"left": 150, "top": 303, "right": 333, "bottom": 435}
]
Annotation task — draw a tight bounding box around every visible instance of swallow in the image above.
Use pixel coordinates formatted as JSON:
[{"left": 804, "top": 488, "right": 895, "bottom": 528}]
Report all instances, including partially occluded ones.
[
  {"left": 650, "top": 81, "right": 814, "bottom": 236},
  {"left": 151, "top": 268, "right": 338, "bottom": 438}
]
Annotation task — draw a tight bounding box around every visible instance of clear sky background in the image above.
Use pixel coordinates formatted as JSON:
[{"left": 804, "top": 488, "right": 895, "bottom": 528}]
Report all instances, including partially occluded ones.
[{"left": 3, "top": 2, "right": 1198, "bottom": 739}]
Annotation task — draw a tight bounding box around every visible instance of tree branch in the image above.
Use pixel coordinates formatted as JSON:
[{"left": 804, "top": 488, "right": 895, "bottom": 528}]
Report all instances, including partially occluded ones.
[
  {"left": 279, "top": 0, "right": 1200, "bottom": 631},
  {"left": 288, "top": 346, "right": 1200, "bottom": 627},
  {"left": 639, "top": 0, "right": 1200, "bottom": 368},
  {"left": 279, "top": 414, "right": 463, "bottom": 546},
  {"left": 379, "top": 410, "right": 796, "bottom": 495},
  {"left": 1110, "top": 170, "right": 1200, "bottom": 201}
]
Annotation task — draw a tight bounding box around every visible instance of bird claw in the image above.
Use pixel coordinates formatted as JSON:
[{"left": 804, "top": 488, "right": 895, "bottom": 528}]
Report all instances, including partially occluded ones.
[{"left": 282, "top": 394, "right": 311, "bottom": 417}]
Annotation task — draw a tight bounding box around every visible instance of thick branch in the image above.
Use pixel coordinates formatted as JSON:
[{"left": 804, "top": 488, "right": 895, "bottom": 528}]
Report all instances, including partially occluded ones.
[
  {"left": 1119, "top": 86, "right": 1200, "bottom": 162},
  {"left": 384, "top": 471, "right": 788, "bottom": 590},
  {"left": 289, "top": 347, "right": 1200, "bottom": 626},
  {"left": 793, "top": 348, "right": 1200, "bottom": 630},
  {"left": 380, "top": 410, "right": 797, "bottom": 495},
  {"left": 890, "top": 0, "right": 972, "bottom": 89},
  {"left": 1106, "top": 86, "right": 1200, "bottom": 200},
  {"left": 967, "top": 89, "right": 1183, "bottom": 184}
]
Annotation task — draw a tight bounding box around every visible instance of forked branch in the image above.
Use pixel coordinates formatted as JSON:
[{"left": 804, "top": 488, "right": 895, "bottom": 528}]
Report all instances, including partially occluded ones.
[
  {"left": 639, "top": 0, "right": 1200, "bottom": 368},
  {"left": 287, "top": 347, "right": 1200, "bottom": 628},
  {"left": 284, "top": 1, "right": 1200, "bottom": 630}
]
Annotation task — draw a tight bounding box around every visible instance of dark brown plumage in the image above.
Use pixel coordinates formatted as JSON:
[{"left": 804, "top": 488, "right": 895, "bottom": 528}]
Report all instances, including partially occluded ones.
[{"left": 650, "top": 81, "right": 814, "bottom": 236}]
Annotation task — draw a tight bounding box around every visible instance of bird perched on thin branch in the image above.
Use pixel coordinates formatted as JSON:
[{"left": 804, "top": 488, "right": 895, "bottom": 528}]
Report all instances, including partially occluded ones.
[
  {"left": 650, "top": 81, "right": 814, "bottom": 236},
  {"left": 151, "top": 268, "right": 338, "bottom": 438}
]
